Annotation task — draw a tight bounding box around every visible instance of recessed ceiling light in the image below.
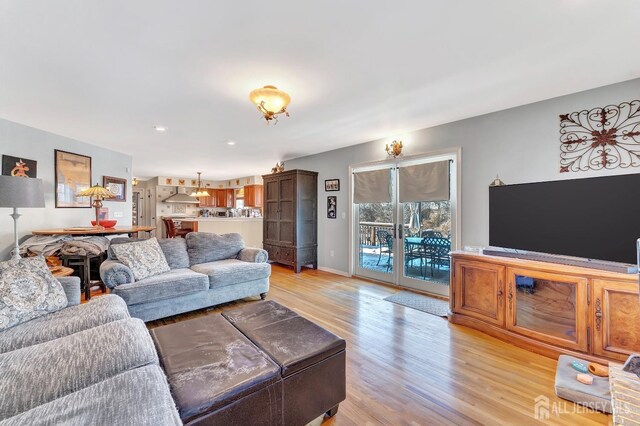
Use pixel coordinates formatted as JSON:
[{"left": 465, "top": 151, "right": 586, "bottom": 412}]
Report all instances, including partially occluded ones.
[
  {"left": 227, "top": 141, "right": 236, "bottom": 146},
  {"left": 154, "top": 126, "right": 167, "bottom": 132}
]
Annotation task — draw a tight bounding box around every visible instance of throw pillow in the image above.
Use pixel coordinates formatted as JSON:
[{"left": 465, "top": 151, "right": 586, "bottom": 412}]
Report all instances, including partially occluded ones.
[
  {"left": 0, "top": 256, "right": 68, "bottom": 330},
  {"left": 111, "top": 237, "right": 171, "bottom": 281}
]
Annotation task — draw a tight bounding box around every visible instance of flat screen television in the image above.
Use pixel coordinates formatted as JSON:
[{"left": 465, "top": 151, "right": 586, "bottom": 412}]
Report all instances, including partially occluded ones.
[{"left": 489, "top": 173, "right": 640, "bottom": 265}]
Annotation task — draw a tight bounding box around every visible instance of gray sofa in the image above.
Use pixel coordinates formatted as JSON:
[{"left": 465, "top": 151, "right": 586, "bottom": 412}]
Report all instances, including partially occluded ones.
[
  {"left": 0, "top": 277, "right": 181, "bottom": 425},
  {"left": 99, "top": 232, "right": 270, "bottom": 322}
]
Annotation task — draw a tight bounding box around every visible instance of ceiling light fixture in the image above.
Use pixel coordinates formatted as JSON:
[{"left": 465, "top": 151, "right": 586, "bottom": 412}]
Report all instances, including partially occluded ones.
[
  {"left": 249, "top": 85, "right": 291, "bottom": 125},
  {"left": 154, "top": 126, "right": 167, "bottom": 132},
  {"left": 190, "top": 172, "right": 210, "bottom": 197},
  {"left": 227, "top": 141, "right": 236, "bottom": 146}
]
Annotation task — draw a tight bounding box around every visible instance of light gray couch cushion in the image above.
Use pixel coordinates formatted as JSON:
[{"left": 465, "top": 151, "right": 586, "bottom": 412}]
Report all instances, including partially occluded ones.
[
  {"left": 0, "top": 294, "right": 129, "bottom": 354},
  {"left": 186, "top": 232, "right": 245, "bottom": 265},
  {"left": 112, "top": 268, "right": 208, "bottom": 305},
  {"left": 0, "top": 256, "right": 67, "bottom": 331},
  {"left": 109, "top": 237, "right": 190, "bottom": 269},
  {"left": 110, "top": 237, "right": 171, "bottom": 280},
  {"left": 238, "top": 247, "right": 269, "bottom": 263},
  {"left": 0, "top": 317, "right": 158, "bottom": 420},
  {"left": 191, "top": 259, "right": 271, "bottom": 289},
  {"left": 57, "top": 276, "right": 81, "bottom": 306},
  {"left": 0, "top": 365, "right": 181, "bottom": 426},
  {"left": 158, "top": 237, "right": 191, "bottom": 269}
]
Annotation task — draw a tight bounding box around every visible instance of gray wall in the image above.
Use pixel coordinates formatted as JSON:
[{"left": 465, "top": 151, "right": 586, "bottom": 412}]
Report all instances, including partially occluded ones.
[
  {"left": 286, "top": 78, "right": 640, "bottom": 274},
  {"left": 0, "top": 118, "right": 132, "bottom": 259}
]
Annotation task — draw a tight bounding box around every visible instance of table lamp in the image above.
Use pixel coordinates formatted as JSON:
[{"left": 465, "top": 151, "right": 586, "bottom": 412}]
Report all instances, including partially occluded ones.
[
  {"left": 0, "top": 175, "right": 45, "bottom": 260},
  {"left": 77, "top": 183, "right": 116, "bottom": 229}
]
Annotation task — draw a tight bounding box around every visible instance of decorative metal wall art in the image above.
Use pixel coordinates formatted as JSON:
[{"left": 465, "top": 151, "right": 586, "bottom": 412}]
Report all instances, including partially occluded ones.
[{"left": 559, "top": 99, "right": 640, "bottom": 172}]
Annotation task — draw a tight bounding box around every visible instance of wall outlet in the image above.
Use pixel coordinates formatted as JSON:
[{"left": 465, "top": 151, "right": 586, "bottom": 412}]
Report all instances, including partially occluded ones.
[
  {"left": 113, "top": 211, "right": 124, "bottom": 218},
  {"left": 330, "top": 250, "right": 335, "bottom": 257}
]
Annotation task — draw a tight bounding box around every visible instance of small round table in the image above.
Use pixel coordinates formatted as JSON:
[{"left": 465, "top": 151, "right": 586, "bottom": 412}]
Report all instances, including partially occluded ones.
[{"left": 50, "top": 266, "right": 74, "bottom": 278}]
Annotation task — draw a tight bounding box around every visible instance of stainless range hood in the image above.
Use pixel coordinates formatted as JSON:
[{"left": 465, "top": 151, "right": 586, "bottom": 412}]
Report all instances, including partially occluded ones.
[{"left": 163, "top": 187, "right": 200, "bottom": 204}]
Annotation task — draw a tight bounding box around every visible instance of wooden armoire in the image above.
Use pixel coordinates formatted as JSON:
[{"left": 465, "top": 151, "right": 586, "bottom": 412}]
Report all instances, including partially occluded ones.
[{"left": 262, "top": 169, "right": 318, "bottom": 273}]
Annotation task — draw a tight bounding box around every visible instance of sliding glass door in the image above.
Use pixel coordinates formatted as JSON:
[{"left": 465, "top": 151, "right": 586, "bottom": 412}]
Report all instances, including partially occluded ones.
[
  {"left": 354, "top": 167, "right": 397, "bottom": 282},
  {"left": 352, "top": 151, "right": 458, "bottom": 297}
]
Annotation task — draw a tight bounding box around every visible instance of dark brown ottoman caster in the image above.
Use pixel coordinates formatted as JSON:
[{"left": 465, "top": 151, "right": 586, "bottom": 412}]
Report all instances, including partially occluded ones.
[
  {"left": 223, "top": 301, "right": 347, "bottom": 426},
  {"left": 326, "top": 405, "right": 339, "bottom": 418}
]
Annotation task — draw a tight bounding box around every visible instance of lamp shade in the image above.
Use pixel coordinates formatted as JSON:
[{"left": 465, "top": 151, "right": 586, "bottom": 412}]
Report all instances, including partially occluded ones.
[
  {"left": 77, "top": 183, "right": 116, "bottom": 200},
  {"left": 0, "top": 175, "right": 45, "bottom": 208},
  {"left": 249, "top": 85, "right": 291, "bottom": 114}
]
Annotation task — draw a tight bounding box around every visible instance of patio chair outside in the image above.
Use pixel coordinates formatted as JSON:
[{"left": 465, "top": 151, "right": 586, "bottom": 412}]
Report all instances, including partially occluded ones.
[{"left": 376, "top": 229, "right": 393, "bottom": 271}]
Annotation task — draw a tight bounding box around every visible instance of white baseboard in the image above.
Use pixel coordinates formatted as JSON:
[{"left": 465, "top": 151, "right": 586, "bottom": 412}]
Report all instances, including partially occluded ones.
[{"left": 317, "top": 266, "right": 351, "bottom": 277}]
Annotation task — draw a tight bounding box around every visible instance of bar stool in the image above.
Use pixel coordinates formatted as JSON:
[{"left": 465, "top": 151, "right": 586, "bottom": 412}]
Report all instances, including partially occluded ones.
[{"left": 61, "top": 252, "right": 107, "bottom": 300}]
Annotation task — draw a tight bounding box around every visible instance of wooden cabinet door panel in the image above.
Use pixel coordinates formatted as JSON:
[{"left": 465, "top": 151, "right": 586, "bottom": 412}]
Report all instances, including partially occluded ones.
[
  {"left": 198, "top": 190, "right": 214, "bottom": 207},
  {"left": 253, "top": 185, "right": 263, "bottom": 208},
  {"left": 262, "top": 179, "right": 279, "bottom": 245},
  {"left": 506, "top": 267, "right": 588, "bottom": 352},
  {"left": 453, "top": 259, "right": 505, "bottom": 326},
  {"left": 215, "top": 190, "right": 226, "bottom": 207},
  {"left": 592, "top": 279, "right": 640, "bottom": 361}
]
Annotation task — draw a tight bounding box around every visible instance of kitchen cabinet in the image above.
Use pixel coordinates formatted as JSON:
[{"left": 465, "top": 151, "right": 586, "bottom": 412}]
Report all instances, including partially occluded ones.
[
  {"left": 226, "top": 189, "right": 235, "bottom": 208},
  {"left": 216, "top": 189, "right": 226, "bottom": 207},
  {"left": 198, "top": 189, "right": 216, "bottom": 207},
  {"left": 262, "top": 170, "right": 317, "bottom": 273},
  {"left": 244, "top": 184, "right": 263, "bottom": 208}
]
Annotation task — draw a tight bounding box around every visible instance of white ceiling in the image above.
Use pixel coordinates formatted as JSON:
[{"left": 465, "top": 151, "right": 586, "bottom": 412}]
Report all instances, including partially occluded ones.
[{"left": 1, "top": 0, "right": 639, "bottom": 179}]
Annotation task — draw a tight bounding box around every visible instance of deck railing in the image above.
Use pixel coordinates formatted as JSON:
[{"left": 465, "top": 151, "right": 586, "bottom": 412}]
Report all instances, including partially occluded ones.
[{"left": 359, "top": 222, "right": 451, "bottom": 247}]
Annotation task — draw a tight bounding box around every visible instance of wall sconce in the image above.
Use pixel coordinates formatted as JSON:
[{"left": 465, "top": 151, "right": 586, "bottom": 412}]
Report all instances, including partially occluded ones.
[{"left": 385, "top": 140, "right": 403, "bottom": 158}]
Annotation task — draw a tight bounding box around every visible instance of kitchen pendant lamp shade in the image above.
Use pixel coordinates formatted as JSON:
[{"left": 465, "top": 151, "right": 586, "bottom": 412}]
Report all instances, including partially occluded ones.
[
  {"left": 0, "top": 176, "right": 45, "bottom": 208},
  {"left": 189, "top": 172, "right": 209, "bottom": 197},
  {"left": 249, "top": 85, "right": 291, "bottom": 123}
]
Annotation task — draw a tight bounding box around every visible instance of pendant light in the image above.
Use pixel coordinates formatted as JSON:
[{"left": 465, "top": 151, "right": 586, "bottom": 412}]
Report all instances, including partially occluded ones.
[{"left": 190, "top": 172, "right": 210, "bottom": 197}]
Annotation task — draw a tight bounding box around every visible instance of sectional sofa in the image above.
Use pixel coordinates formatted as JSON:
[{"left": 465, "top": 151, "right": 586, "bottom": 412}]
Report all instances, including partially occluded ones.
[
  {"left": 0, "top": 274, "right": 347, "bottom": 426},
  {"left": 100, "top": 232, "right": 271, "bottom": 321},
  {"left": 0, "top": 277, "right": 182, "bottom": 425}
]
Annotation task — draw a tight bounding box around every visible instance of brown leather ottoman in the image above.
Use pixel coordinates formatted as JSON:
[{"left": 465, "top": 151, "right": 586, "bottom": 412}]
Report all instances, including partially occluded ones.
[
  {"left": 223, "top": 301, "right": 347, "bottom": 426},
  {"left": 150, "top": 315, "right": 284, "bottom": 425}
]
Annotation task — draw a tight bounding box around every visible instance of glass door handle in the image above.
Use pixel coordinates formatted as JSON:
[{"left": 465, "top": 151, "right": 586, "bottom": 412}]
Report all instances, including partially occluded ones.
[
  {"left": 398, "top": 224, "right": 403, "bottom": 239},
  {"left": 393, "top": 224, "right": 397, "bottom": 239}
]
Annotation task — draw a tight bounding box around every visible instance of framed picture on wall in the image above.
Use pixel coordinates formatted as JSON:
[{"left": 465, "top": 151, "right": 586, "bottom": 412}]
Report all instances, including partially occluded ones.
[
  {"left": 2, "top": 155, "right": 37, "bottom": 178},
  {"left": 325, "top": 179, "right": 340, "bottom": 191},
  {"left": 327, "top": 196, "right": 337, "bottom": 219},
  {"left": 55, "top": 149, "right": 92, "bottom": 208},
  {"left": 103, "top": 176, "right": 127, "bottom": 202}
]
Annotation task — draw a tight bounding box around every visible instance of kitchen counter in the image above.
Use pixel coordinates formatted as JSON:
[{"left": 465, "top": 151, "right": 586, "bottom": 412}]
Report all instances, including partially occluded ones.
[
  {"left": 180, "top": 218, "right": 262, "bottom": 248},
  {"left": 194, "top": 217, "right": 263, "bottom": 221}
]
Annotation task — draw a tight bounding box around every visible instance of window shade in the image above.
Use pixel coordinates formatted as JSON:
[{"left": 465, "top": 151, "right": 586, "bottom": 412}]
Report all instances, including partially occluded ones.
[
  {"left": 353, "top": 169, "right": 391, "bottom": 204},
  {"left": 398, "top": 160, "right": 450, "bottom": 203}
]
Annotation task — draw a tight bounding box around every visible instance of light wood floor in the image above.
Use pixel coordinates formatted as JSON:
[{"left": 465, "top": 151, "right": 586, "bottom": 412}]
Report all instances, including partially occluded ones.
[{"left": 148, "top": 265, "right": 610, "bottom": 425}]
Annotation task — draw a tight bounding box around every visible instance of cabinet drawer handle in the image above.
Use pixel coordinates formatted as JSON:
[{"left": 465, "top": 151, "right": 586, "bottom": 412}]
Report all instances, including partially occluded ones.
[
  {"left": 497, "top": 289, "right": 503, "bottom": 297},
  {"left": 507, "top": 292, "right": 513, "bottom": 301},
  {"left": 594, "top": 298, "right": 602, "bottom": 331}
]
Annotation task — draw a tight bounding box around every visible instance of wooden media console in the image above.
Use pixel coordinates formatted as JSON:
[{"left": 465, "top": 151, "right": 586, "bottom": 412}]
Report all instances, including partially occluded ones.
[{"left": 449, "top": 251, "right": 640, "bottom": 363}]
